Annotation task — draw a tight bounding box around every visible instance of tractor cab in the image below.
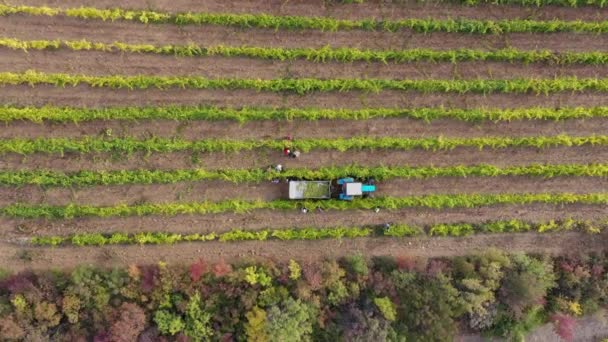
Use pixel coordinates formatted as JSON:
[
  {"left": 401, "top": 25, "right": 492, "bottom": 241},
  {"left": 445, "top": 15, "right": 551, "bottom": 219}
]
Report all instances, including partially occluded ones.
[{"left": 337, "top": 177, "right": 376, "bottom": 200}]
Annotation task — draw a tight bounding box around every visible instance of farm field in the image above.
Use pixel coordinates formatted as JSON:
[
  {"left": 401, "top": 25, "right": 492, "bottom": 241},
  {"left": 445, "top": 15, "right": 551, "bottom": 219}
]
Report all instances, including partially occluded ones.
[
  {"left": 1, "top": 0, "right": 608, "bottom": 268},
  {"left": 0, "top": 0, "right": 607, "bottom": 340}
]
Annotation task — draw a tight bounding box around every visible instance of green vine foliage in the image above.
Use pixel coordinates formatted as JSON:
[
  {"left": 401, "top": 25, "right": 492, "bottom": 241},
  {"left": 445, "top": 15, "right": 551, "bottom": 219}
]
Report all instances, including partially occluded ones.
[
  {"left": 2, "top": 4, "right": 608, "bottom": 32},
  {"left": 4, "top": 38, "right": 608, "bottom": 65},
  {"left": 0, "top": 164, "right": 605, "bottom": 187},
  {"left": 5, "top": 70, "right": 608, "bottom": 94},
  {"left": 7, "top": 193, "right": 608, "bottom": 219},
  {"left": 29, "top": 218, "right": 606, "bottom": 247},
  {"left": 1, "top": 135, "right": 606, "bottom": 155},
  {"left": 1, "top": 105, "right": 608, "bottom": 123}
]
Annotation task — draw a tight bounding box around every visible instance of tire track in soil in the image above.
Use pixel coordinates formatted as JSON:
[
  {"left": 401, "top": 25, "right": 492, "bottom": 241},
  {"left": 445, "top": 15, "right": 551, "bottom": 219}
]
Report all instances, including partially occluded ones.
[
  {"left": 13, "top": 0, "right": 608, "bottom": 21},
  {"left": 3, "top": 85, "right": 608, "bottom": 109},
  {"left": 0, "top": 176, "right": 605, "bottom": 207},
  {"left": 2, "top": 146, "right": 606, "bottom": 171},
  {"left": 2, "top": 203, "right": 605, "bottom": 237},
  {"left": 4, "top": 117, "right": 608, "bottom": 140},
  {"left": 5, "top": 49, "right": 608, "bottom": 80},
  {"left": 3, "top": 16, "right": 608, "bottom": 52},
  {"left": 2, "top": 230, "right": 607, "bottom": 271}
]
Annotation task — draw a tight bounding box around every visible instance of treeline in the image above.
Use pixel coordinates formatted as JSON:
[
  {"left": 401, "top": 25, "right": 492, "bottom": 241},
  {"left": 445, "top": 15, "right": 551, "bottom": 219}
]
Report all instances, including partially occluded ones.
[{"left": 0, "top": 251, "right": 606, "bottom": 341}]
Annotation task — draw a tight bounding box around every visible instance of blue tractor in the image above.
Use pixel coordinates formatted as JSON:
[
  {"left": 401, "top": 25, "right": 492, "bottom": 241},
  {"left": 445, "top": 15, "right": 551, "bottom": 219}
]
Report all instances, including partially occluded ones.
[{"left": 288, "top": 178, "right": 376, "bottom": 200}]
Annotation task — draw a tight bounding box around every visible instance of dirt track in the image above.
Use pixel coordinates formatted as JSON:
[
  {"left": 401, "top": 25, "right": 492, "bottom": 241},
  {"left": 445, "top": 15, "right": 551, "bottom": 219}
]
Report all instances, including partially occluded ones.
[
  {"left": 3, "top": 15, "right": 608, "bottom": 52},
  {"left": 2, "top": 146, "right": 606, "bottom": 171},
  {"left": 2, "top": 229, "right": 607, "bottom": 271},
  {"left": 12, "top": 0, "right": 608, "bottom": 21},
  {"left": 0, "top": 176, "right": 605, "bottom": 207}
]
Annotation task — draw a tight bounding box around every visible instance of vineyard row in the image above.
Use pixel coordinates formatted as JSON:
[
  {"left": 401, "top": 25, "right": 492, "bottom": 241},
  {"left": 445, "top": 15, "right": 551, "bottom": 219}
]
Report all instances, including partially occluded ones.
[
  {"left": 28, "top": 218, "right": 605, "bottom": 247},
  {"left": 1, "top": 164, "right": 606, "bottom": 187},
  {"left": 1, "top": 135, "right": 605, "bottom": 155},
  {"left": 2, "top": 4, "right": 608, "bottom": 33},
  {"left": 6, "top": 38, "right": 608, "bottom": 65},
  {"left": 3, "top": 193, "right": 606, "bottom": 219},
  {"left": 8, "top": 70, "right": 608, "bottom": 94},
  {"left": 3, "top": 105, "right": 608, "bottom": 123}
]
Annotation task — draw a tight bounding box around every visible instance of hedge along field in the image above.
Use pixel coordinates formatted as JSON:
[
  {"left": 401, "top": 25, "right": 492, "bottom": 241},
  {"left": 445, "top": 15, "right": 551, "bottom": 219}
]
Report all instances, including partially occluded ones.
[
  {"left": 3, "top": 193, "right": 607, "bottom": 219},
  {"left": 6, "top": 70, "right": 608, "bottom": 94},
  {"left": 6, "top": 38, "right": 608, "bottom": 65},
  {"left": 3, "top": 105, "right": 608, "bottom": 123},
  {"left": 27, "top": 218, "right": 607, "bottom": 247},
  {"left": 1, "top": 135, "right": 606, "bottom": 155},
  {"left": 1, "top": 164, "right": 606, "bottom": 187},
  {"left": 2, "top": 4, "right": 608, "bottom": 33}
]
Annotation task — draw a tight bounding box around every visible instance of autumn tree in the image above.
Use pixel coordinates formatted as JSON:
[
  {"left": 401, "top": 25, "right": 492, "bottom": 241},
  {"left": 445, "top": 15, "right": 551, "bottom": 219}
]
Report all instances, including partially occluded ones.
[{"left": 109, "top": 303, "right": 147, "bottom": 342}]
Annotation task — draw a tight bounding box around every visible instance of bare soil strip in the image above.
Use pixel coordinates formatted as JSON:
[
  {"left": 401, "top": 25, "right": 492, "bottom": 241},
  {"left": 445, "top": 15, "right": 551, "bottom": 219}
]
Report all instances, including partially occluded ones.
[
  {"left": 4, "top": 117, "right": 608, "bottom": 140},
  {"left": 2, "top": 230, "right": 606, "bottom": 271},
  {"left": 3, "top": 85, "right": 608, "bottom": 109},
  {"left": 2, "top": 146, "right": 606, "bottom": 171},
  {"left": 4, "top": 49, "right": 608, "bottom": 80},
  {"left": 2, "top": 16, "right": 608, "bottom": 52},
  {"left": 12, "top": 0, "right": 608, "bottom": 21},
  {"left": 0, "top": 176, "right": 604, "bottom": 207},
  {"left": 2, "top": 203, "right": 604, "bottom": 238}
]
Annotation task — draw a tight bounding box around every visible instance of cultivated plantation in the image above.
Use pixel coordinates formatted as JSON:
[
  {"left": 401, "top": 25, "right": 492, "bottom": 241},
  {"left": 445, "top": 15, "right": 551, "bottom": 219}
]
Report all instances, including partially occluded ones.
[{"left": 0, "top": 0, "right": 607, "bottom": 340}]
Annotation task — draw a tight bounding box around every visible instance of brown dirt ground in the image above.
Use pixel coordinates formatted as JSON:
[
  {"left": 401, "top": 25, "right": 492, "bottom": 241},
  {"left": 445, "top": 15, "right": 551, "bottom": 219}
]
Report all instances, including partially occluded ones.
[
  {"left": 3, "top": 117, "right": 608, "bottom": 140},
  {"left": 12, "top": 0, "right": 608, "bottom": 21},
  {"left": 4, "top": 49, "right": 608, "bottom": 80},
  {"left": 2, "top": 15, "right": 608, "bottom": 52},
  {"left": 1, "top": 229, "right": 607, "bottom": 271},
  {"left": 2, "top": 146, "right": 606, "bottom": 171},
  {"left": 0, "top": 176, "right": 605, "bottom": 207},
  {"left": 3, "top": 85, "right": 608, "bottom": 109}
]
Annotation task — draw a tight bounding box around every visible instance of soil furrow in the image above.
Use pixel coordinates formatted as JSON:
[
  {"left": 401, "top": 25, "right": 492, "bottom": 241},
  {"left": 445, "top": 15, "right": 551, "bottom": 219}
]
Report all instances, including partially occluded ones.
[
  {"left": 2, "top": 16, "right": 608, "bottom": 52},
  {"left": 0, "top": 176, "right": 604, "bottom": 207},
  {"left": 2, "top": 203, "right": 604, "bottom": 238},
  {"left": 12, "top": 0, "right": 608, "bottom": 21},
  {"left": 3, "top": 85, "right": 608, "bottom": 109},
  {"left": 2, "top": 230, "right": 607, "bottom": 271},
  {"left": 3, "top": 117, "right": 608, "bottom": 140},
  {"left": 4, "top": 49, "right": 608, "bottom": 80},
  {"left": 1, "top": 146, "right": 606, "bottom": 171}
]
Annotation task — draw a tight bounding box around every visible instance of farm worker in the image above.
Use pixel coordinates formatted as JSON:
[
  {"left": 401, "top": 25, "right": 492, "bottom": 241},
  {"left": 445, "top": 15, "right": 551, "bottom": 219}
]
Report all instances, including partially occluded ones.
[
  {"left": 374, "top": 207, "right": 380, "bottom": 213},
  {"left": 285, "top": 135, "right": 293, "bottom": 141},
  {"left": 271, "top": 179, "right": 280, "bottom": 184},
  {"left": 292, "top": 150, "right": 301, "bottom": 158},
  {"left": 283, "top": 147, "right": 291, "bottom": 156},
  {"left": 301, "top": 207, "right": 308, "bottom": 214},
  {"left": 275, "top": 164, "right": 283, "bottom": 172},
  {"left": 382, "top": 223, "right": 391, "bottom": 230}
]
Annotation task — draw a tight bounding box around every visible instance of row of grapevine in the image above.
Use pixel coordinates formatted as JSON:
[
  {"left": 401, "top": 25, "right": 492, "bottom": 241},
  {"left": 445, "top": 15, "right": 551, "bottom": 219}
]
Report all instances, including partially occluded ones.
[
  {"left": 6, "top": 70, "right": 608, "bottom": 94},
  {"left": 5, "top": 38, "right": 608, "bottom": 65},
  {"left": 2, "top": 135, "right": 606, "bottom": 155},
  {"left": 2, "top": 4, "right": 608, "bottom": 33},
  {"left": 3, "top": 193, "right": 607, "bottom": 219},
  {"left": 29, "top": 218, "right": 605, "bottom": 247},
  {"left": 3, "top": 105, "right": 607, "bottom": 123},
  {"left": 1, "top": 163, "right": 605, "bottom": 186}
]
